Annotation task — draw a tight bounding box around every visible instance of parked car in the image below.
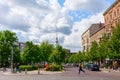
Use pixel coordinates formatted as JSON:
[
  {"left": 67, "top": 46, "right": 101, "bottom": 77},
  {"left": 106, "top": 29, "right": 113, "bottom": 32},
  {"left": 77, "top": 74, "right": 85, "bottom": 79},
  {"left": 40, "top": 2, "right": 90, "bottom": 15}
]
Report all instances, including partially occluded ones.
[
  {"left": 85, "top": 63, "right": 93, "bottom": 70},
  {"left": 90, "top": 64, "right": 99, "bottom": 71}
]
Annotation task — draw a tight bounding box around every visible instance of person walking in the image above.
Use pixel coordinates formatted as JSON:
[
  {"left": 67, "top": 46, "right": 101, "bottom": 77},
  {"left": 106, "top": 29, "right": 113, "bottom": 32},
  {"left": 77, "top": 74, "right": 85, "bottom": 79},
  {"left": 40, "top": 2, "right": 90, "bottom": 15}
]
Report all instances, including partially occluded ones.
[
  {"left": 13, "top": 63, "right": 16, "bottom": 73},
  {"left": 16, "top": 63, "right": 20, "bottom": 73},
  {"left": 78, "top": 63, "right": 85, "bottom": 74},
  {"left": 3, "top": 63, "right": 7, "bottom": 72},
  {"left": 45, "top": 63, "right": 49, "bottom": 70}
]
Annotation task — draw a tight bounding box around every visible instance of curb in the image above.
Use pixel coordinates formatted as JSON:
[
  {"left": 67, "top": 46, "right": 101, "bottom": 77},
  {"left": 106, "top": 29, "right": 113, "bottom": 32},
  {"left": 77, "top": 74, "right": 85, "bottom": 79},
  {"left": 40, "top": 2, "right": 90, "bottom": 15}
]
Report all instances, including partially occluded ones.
[
  {"left": 1, "top": 71, "right": 63, "bottom": 76},
  {"left": 100, "top": 68, "right": 120, "bottom": 73}
]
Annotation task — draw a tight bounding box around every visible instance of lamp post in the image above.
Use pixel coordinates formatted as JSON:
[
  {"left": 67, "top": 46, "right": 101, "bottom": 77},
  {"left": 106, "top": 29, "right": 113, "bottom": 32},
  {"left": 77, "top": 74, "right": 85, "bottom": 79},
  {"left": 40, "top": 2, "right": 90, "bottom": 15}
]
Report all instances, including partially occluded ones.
[
  {"left": 10, "top": 45, "right": 13, "bottom": 73},
  {"left": 52, "top": 55, "right": 54, "bottom": 71},
  {"left": 106, "top": 57, "right": 110, "bottom": 72},
  {"left": 9, "top": 42, "right": 17, "bottom": 73}
]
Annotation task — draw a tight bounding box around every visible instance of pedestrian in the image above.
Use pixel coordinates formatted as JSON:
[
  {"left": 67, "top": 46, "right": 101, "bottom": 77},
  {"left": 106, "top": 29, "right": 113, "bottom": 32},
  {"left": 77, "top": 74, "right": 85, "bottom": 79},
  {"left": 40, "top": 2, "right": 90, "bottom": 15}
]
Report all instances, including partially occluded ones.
[
  {"left": 3, "top": 63, "right": 7, "bottom": 72},
  {"left": 78, "top": 63, "right": 85, "bottom": 74},
  {"left": 13, "top": 63, "right": 16, "bottom": 72},
  {"left": 45, "top": 63, "right": 49, "bottom": 70},
  {"left": 16, "top": 63, "right": 20, "bottom": 73}
]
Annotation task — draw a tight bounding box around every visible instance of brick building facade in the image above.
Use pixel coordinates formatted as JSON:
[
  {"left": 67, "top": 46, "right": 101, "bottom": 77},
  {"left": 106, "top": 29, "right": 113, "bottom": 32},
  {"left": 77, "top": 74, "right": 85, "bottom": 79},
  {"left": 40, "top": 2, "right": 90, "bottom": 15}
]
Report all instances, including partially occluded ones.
[{"left": 103, "top": 0, "right": 120, "bottom": 37}]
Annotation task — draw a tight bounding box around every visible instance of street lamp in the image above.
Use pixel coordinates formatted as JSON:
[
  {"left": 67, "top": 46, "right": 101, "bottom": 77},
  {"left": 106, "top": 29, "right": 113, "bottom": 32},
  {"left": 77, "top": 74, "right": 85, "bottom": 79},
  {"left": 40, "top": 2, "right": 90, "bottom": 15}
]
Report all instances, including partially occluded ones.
[
  {"left": 108, "top": 58, "right": 111, "bottom": 72},
  {"left": 9, "top": 42, "right": 17, "bottom": 73},
  {"left": 106, "top": 57, "right": 110, "bottom": 72},
  {"left": 10, "top": 45, "right": 13, "bottom": 73},
  {"left": 52, "top": 55, "right": 55, "bottom": 71}
]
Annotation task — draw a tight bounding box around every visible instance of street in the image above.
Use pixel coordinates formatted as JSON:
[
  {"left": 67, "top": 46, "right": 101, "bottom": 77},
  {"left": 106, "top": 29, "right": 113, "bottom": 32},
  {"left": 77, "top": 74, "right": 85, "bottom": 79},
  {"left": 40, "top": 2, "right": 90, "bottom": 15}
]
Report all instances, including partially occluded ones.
[{"left": 0, "top": 67, "right": 120, "bottom": 80}]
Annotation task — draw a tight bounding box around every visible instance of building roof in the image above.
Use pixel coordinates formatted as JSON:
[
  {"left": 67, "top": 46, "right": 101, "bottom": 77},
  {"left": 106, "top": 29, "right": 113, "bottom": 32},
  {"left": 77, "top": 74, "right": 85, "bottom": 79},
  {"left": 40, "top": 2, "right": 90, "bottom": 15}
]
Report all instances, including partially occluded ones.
[
  {"left": 89, "top": 23, "right": 104, "bottom": 37},
  {"left": 81, "top": 23, "right": 104, "bottom": 37},
  {"left": 103, "top": 0, "right": 119, "bottom": 15},
  {"left": 81, "top": 28, "right": 89, "bottom": 37}
]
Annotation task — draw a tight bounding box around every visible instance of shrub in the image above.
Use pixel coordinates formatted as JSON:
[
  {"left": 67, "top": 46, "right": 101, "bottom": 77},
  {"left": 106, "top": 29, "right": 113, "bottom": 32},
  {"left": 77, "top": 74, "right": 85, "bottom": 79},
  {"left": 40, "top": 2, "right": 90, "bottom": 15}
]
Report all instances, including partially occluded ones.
[
  {"left": 20, "top": 65, "right": 38, "bottom": 71},
  {"left": 47, "top": 64, "right": 63, "bottom": 71},
  {"left": 32, "top": 65, "right": 38, "bottom": 70}
]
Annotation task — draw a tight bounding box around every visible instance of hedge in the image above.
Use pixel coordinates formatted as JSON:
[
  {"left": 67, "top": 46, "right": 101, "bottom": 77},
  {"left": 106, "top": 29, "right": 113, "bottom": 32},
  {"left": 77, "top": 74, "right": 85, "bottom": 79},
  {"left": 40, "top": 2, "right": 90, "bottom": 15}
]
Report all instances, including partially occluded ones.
[
  {"left": 46, "top": 64, "right": 63, "bottom": 71},
  {"left": 20, "top": 65, "right": 38, "bottom": 71}
]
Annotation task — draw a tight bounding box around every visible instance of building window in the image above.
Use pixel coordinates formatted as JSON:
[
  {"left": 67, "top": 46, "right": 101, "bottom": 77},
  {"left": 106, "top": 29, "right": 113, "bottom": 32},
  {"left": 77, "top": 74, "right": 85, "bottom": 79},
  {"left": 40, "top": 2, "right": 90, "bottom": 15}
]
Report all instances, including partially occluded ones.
[
  {"left": 115, "top": 21, "right": 118, "bottom": 25},
  {"left": 87, "top": 38, "right": 89, "bottom": 43},
  {"left": 107, "top": 17, "right": 109, "bottom": 22},
  {"left": 108, "top": 33, "right": 111, "bottom": 39},
  {"left": 99, "top": 37, "right": 102, "bottom": 41},
  {"left": 83, "top": 46, "right": 85, "bottom": 51},
  {"left": 110, "top": 14, "right": 112, "bottom": 19},
  {"left": 117, "top": 9, "right": 119, "bottom": 16},
  {"left": 114, "top": 11, "right": 116, "bottom": 17},
  {"left": 118, "top": 19, "right": 120, "bottom": 24},
  {"left": 87, "top": 45, "right": 89, "bottom": 51}
]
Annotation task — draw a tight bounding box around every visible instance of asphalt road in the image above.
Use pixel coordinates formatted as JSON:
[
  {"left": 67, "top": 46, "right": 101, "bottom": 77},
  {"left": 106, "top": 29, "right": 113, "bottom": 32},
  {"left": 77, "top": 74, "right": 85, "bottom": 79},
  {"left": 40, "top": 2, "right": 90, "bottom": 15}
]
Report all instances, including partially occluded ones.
[{"left": 0, "top": 67, "right": 120, "bottom": 80}]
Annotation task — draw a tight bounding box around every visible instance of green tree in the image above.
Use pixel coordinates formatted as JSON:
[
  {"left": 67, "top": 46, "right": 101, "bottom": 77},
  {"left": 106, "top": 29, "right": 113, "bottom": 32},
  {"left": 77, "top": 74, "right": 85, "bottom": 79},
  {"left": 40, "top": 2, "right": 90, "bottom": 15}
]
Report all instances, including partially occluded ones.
[
  {"left": 23, "top": 41, "right": 42, "bottom": 64},
  {"left": 49, "top": 49, "right": 59, "bottom": 64},
  {"left": 49, "top": 45, "right": 67, "bottom": 65},
  {"left": 40, "top": 41, "right": 54, "bottom": 62},
  {"left": 13, "top": 45, "right": 21, "bottom": 63},
  {"left": 89, "top": 41, "right": 99, "bottom": 62},
  {"left": 76, "top": 51, "right": 85, "bottom": 63},
  {"left": 84, "top": 51, "right": 90, "bottom": 62},
  {"left": 68, "top": 54, "right": 77, "bottom": 63},
  {"left": 108, "top": 24, "right": 120, "bottom": 59},
  {"left": 0, "top": 30, "right": 19, "bottom": 65},
  {"left": 97, "top": 35, "right": 109, "bottom": 62}
]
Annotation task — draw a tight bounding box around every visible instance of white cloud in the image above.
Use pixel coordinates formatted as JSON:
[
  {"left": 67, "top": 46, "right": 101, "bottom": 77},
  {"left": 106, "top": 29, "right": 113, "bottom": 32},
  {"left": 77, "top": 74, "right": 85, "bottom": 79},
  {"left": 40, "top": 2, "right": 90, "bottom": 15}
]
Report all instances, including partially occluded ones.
[
  {"left": 0, "top": 24, "right": 8, "bottom": 30},
  {"left": 63, "top": 12, "right": 104, "bottom": 52},
  {"left": 64, "top": 0, "right": 109, "bottom": 13},
  {"left": 0, "top": 0, "right": 111, "bottom": 52}
]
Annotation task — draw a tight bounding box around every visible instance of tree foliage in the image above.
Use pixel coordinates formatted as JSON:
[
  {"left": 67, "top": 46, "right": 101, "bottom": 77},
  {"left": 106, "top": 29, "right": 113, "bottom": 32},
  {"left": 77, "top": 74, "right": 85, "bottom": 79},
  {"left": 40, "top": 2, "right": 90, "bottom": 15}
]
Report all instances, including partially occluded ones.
[
  {"left": 49, "top": 45, "right": 68, "bottom": 64},
  {"left": 68, "top": 51, "right": 85, "bottom": 63},
  {"left": 23, "top": 41, "right": 41, "bottom": 64},
  {"left": 88, "top": 41, "right": 99, "bottom": 61},
  {"left": 0, "top": 30, "right": 20, "bottom": 65},
  {"left": 97, "top": 35, "right": 109, "bottom": 60},
  {"left": 22, "top": 41, "right": 54, "bottom": 64},
  {"left": 108, "top": 24, "right": 120, "bottom": 59},
  {"left": 40, "top": 41, "right": 54, "bottom": 62}
]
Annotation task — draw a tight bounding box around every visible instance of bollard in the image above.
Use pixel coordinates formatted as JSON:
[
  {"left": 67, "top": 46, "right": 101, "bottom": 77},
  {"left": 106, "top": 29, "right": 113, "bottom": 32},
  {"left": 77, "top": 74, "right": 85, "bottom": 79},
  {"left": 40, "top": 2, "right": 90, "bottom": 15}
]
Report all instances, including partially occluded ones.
[
  {"left": 108, "top": 66, "right": 111, "bottom": 72},
  {"left": 25, "top": 69, "right": 27, "bottom": 74},
  {"left": 118, "top": 67, "right": 120, "bottom": 71},
  {"left": 38, "top": 68, "right": 40, "bottom": 75}
]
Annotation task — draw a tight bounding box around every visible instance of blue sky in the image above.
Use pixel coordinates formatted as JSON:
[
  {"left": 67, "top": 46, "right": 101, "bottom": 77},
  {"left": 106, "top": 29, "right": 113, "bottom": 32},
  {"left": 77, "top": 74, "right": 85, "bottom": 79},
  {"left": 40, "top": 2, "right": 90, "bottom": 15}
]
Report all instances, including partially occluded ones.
[{"left": 0, "top": 0, "right": 115, "bottom": 52}]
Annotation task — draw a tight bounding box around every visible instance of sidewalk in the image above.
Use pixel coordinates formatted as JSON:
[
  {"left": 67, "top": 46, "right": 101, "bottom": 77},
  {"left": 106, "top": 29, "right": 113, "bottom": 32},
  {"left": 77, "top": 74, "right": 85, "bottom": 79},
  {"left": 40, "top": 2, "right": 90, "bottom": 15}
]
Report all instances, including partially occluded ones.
[
  {"left": 100, "top": 68, "right": 120, "bottom": 73},
  {"left": 0, "top": 68, "right": 63, "bottom": 76}
]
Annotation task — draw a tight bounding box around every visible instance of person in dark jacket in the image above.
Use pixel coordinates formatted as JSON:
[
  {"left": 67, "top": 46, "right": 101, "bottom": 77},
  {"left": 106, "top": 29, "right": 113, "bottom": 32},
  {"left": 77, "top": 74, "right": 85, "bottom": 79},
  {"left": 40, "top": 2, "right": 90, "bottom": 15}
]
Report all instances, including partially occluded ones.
[
  {"left": 3, "top": 63, "right": 7, "bottom": 72},
  {"left": 13, "top": 63, "right": 16, "bottom": 72},
  {"left": 16, "top": 63, "right": 20, "bottom": 73},
  {"left": 78, "top": 64, "right": 85, "bottom": 74}
]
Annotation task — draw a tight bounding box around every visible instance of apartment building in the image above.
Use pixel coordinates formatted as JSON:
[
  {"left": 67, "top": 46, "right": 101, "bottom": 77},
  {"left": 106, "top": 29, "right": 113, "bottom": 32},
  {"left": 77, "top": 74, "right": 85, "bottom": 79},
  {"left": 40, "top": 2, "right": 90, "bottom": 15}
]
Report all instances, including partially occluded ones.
[
  {"left": 103, "top": 0, "right": 120, "bottom": 37},
  {"left": 18, "top": 42, "right": 26, "bottom": 52},
  {"left": 81, "top": 29, "right": 90, "bottom": 52},
  {"left": 90, "top": 23, "right": 105, "bottom": 45},
  {"left": 81, "top": 23, "right": 105, "bottom": 52},
  {"left": 82, "top": 0, "right": 120, "bottom": 52}
]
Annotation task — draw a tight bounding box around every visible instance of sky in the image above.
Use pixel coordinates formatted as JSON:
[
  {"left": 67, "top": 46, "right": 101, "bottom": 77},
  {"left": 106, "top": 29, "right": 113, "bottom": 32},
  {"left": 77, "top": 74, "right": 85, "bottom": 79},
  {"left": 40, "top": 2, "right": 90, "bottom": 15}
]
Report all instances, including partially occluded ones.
[{"left": 0, "top": 0, "right": 115, "bottom": 52}]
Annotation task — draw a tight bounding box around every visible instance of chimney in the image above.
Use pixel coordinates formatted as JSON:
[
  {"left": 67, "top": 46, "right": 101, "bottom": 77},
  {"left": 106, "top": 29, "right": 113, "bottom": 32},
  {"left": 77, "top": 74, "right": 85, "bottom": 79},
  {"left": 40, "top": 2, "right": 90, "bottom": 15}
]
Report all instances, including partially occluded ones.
[{"left": 99, "top": 21, "right": 102, "bottom": 27}]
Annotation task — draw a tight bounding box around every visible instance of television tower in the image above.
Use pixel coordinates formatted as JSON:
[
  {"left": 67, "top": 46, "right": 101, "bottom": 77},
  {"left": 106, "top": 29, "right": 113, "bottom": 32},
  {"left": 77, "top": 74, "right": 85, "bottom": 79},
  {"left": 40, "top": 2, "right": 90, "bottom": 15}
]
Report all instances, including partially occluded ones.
[{"left": 55, "top": 25, "right": 58, "bottom": 45}]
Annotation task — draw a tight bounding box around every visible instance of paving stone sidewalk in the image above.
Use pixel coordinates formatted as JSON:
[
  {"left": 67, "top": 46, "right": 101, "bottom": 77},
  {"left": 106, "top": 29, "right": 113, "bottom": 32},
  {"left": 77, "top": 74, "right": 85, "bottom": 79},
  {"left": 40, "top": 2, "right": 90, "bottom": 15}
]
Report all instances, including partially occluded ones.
[
  {"left": 100, "top": 68, "right": 120, "bottom": 73},
  {"left": 0, "top": 68, "right": 63, "bottom": 76},
  {"left": 1, "top": 68, "right": 120, "bottom": 76}
]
